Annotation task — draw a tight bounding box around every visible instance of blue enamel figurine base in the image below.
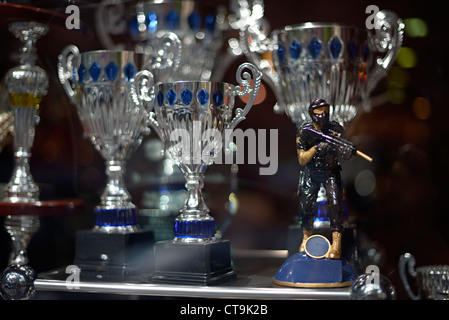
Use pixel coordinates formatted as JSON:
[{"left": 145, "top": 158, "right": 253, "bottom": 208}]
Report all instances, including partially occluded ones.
[{"left": 273, "top": 235, "right": 358, "bottom": 288}]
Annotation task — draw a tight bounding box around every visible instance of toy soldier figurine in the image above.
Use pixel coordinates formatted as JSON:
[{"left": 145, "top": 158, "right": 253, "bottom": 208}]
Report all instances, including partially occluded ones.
[{"left": 296, "top": 98, "right": 369, "bottom": 259}]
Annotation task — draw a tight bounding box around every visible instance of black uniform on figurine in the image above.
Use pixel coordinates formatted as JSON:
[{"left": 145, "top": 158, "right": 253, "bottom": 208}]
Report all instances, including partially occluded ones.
[{"left": 296, "top": 98, "right": 353, "bottom": 259}]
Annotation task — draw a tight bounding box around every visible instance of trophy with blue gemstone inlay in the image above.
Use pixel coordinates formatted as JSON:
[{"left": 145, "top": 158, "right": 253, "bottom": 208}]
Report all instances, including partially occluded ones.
[
  {"left": 57, "top": 43, "right": 180, "bottom": 280},
  {"left": 243, "top": 11, "right": 404, "bottom": 125},
  {"left": 243, "top": 11, "right": 404, "bottom": 287},
  {"left": 133, "top": 62, "right": 262, "bottom": 285}
]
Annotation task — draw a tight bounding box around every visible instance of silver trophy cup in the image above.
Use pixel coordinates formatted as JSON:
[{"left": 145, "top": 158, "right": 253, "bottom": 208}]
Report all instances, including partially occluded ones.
[
  {"left": 3, "top": 21, "right": 48, "bottom": 266},
  {"left": 399, "top": 253, "right": 449, "bottom": 300},
  {"left": 132, "top": 62, "right": 261, "bottom": 284},
  {"left": 134, "top": 62, "right": 262, "bottom": 242},
  {"left": 57, "top": 47, "right": 163, "bottom": 232},
  {"left": 243, "top": 10, "right": 404, "bottom": 126}
]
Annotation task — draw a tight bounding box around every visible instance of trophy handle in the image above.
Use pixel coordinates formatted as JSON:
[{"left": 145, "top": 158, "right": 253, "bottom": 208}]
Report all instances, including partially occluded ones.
[
  {"left": 95, "top": 0, "right": 127, "bottom": 50},
  {"left": 365, "top": 10, "right": 405, "bottom": 110},
  {"left": 152, "top": 31, "right": 182, "bottom": 79},
  {"left": 57, "top": 45, "right": 80, "bottom": 105},
  {"left": 132, "top": 70, "right": 162, "bottom": 139},
  {"left": 228, "top": 62, "right": 262, "bottom": 130},
  {"left": 399, "top": 253, "right": 421, "bottom": 300},
  {"left": 240, "top": 20, "right": 286, "bottom": 114}
]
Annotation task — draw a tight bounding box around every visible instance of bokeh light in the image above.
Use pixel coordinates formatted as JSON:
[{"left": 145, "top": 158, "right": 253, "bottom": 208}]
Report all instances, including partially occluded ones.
[
  {"left": 396, "top": 47, "right": 418, "bottom": 69},
  {"left": 412, "top": 97, "right": 432, "bottom": 120},
  {"left": 404, "top": 18, "right": 428, "bottom": 38}
]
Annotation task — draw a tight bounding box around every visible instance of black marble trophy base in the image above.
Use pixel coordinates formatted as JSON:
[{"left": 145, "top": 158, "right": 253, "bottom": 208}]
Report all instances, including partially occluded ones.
[
  {"left": 151, "top": 239, "right": 236, "bottom": 285},
  {"left": 74, "top": 229, "right": 154, "bottom": 281}
]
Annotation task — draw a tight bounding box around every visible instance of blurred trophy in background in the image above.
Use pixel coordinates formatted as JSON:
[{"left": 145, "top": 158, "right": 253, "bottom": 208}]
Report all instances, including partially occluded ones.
[
  {"left": 96, "top": 0, "right": 266, "bottom": 81},
  {"left": 399, "top": 253, "right": 449, "bottom": 300},
  {"left": 57, "top": 40, "right": 179, "bottom": 279},
  {"left": 2, "top": 21, "right": 48, "bottom": 267},
  {"left": 133, "top": 62, "right": 261, "bottom": 284}
]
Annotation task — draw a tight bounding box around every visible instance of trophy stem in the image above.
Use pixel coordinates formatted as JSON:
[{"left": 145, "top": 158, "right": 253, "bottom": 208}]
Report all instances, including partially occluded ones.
[
  {"left": 95, "top": 159, "right": 138, "bottom": 232},
  {"left": 5, "top": 215, "right": 40, "bottom": 265},
  {"left": 174, "top": 173, "right": 215, "bottom": 243},
  {"left": 4, "top": 106, "right": 39, "bottom": 202}
]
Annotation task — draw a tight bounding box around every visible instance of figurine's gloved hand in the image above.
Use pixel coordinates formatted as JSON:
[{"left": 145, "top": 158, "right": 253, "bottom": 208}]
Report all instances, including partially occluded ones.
[
  {"left": 339, "top": 145, "right": 354, "bottom": 160},
  {"left": 315, "top": 142, "right": 332, "bottom": 152}
]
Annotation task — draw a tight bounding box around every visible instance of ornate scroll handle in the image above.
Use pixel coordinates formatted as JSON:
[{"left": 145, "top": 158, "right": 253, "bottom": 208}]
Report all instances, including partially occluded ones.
[
  {"left": 366, "top": 10, "right": 405, "bottom": 101},
  {"left": 95, "top": 0, "right": 127, "bottom": 50},
  {"left": 57, "top": 45, "right": 80, "bottom": 105},
  {"left": 399, "top": 253, "right": 421, "bottom": 300},
  {"left": 152, "top": 31, "right": 182, "bottom": 82},
  {"left": 228, "top": 62, "right": 262, "bottom": 131},
  {"left": 240, "top": 21, "right": 286, "bottom": 114},
  {"left": 132, "top": 70, "right": 161, "bottom": 140}
]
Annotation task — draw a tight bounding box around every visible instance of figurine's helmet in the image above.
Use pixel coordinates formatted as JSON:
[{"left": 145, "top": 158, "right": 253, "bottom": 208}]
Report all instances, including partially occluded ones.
[{"left": 308, "top": 98, "right": 330, "bottom": 128}]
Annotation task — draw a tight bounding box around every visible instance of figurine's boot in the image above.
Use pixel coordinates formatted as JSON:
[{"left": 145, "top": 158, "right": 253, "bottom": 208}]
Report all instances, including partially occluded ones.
[
  {"left": 327, "top": 231, "right": 342, "bottom": 259},
  {"left": 299, "top": 229, "right": 313, "bottom": 252}
]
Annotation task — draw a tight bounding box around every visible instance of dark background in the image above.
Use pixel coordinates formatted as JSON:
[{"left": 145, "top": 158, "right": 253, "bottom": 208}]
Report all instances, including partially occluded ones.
[{"left": 0, "top": 0, "right": 448, "bottom": 300}]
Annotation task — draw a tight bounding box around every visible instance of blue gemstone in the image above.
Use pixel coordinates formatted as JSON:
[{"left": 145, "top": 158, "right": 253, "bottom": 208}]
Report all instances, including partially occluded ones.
[
  {"left": 167, "top": 89, "right": 177, "bottom": 105},
  {"left": 307, "top": 37, "right": 322, "bottom": 59},
  {"left": 347, "top": 39, "right": 358, "bottom": 61},
  {"left": 78, "top": 64, "right": 86, "bottom": 84},
  {"left": 289, "top": 40, "right": 302, "bottom": 60},
  {"left": 123, "top": 62, "right": 136, "bottom": 81},
  {"left": 205, "top": 14, "right": 215, "bottom": 32},
  {"left": 147, "top": 11, "right": 158, "bottom": 33},
  {"left": 129, "top": 15, "right": 138, "bottom": 36},
  {"left": 72, "top": 68, "right": 76, "bottom": 83},
  {"left": 165, "top": 10, "right": 180, "bottom": 30},
  {"left": 213, "top": 90, "right": 223, "bottom": 106},
  {"left": 362, "top": 43, "right": 370, "bottom": 61},
  {"left": 277, "top": 44, "right": 285, "bottom": 63},
  {"left": 188, "top": 11, "right": 202, "bottom": 30},
  {"left": 89, "top": 62, "right": 101, "bottom": 82},
  {"left": 315, "top": 199, "right": 329, "bottom": 222},
  {"left": 329, "top": 37, "right": 342, "bottom": 59},
  {"left": 105, "top": 61, "right": 119, "bottom": 81},
  {"left": 157, "top": 91, "right": 164, "bottom": 106},
  {"left": 197, "top": 89, "right": 209, "bottom": 105},
  {"left": 181, "top": 89, "right": 193, "bottom": 105}
]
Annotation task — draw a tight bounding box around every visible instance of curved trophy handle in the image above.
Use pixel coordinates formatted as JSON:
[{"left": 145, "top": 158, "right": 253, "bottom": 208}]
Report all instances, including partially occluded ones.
[
  {"left": 57, "top": 45, "right": 80, "bottom": 105},
  {"left": 241, "top": 19, "right": 286, "bottom": 114},
  {"left": 95, "top": 0, "right": 127, "bottom": 50},
  {"left": 228, "top": 62, "right": 262, "bottom": 130},
  {"left": 366, "top": 10, "right": 405, "bottom": 110},
  {"left": 399, "top": 253, "right": 421, "bottom": 300},
  {"left": 132, "top": 70, "right": 162, "bottom": 140},
  {"left": 152, "top": 31, "right": 182, "bottom": 82}
]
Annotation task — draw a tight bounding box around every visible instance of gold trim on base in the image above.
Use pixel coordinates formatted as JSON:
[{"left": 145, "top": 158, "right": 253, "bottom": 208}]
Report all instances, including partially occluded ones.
[{"left": 273, "top": 278, "right": 353, "bottom": 288}]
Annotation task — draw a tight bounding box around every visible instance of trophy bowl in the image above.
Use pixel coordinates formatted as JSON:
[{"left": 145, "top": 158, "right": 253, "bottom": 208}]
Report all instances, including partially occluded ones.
[
  {"left": 58, "top": 47, "right": 163, "bottom": 232},
  {"left": 243, "top": 10, "right": 404, "bottom": 126},
  {"left": 400, "top": 253, "right": 449, "bottom": 300}
]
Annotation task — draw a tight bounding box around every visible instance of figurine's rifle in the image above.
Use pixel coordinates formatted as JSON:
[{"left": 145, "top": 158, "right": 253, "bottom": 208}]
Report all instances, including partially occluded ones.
[{"left": 303, "top": 126, "right": 373, "bottom": 162}]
